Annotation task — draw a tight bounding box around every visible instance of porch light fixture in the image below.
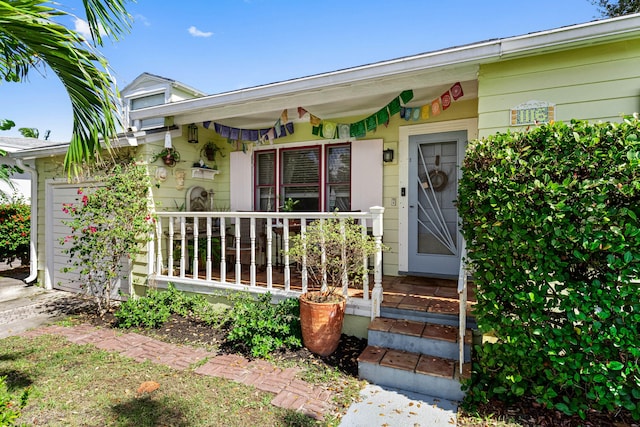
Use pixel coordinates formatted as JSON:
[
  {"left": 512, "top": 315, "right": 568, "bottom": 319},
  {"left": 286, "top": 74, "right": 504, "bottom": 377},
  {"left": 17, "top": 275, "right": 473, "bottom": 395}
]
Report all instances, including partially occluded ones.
[
  {"left": 188, "top": 123, "right": 198, "bottom": 144},
  {"left": 383, "top": 148, "right": 394, "bottom": 163},
  {"left": 164, "top": 130, "right": 172, "bottom": 149}
]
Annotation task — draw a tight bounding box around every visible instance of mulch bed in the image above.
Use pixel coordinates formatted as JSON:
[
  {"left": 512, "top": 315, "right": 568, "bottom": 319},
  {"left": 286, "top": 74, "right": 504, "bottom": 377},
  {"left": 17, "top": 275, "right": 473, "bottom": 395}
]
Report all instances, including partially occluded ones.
[{"left": 458, "top": 397, "right": 638, "bottom": 427}]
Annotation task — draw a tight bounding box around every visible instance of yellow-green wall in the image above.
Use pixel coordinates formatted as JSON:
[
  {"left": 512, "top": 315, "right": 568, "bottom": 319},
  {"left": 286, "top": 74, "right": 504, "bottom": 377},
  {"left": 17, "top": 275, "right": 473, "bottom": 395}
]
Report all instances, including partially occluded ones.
[{"left": 478, "top": 39, "right": 640, "bottom": 138}]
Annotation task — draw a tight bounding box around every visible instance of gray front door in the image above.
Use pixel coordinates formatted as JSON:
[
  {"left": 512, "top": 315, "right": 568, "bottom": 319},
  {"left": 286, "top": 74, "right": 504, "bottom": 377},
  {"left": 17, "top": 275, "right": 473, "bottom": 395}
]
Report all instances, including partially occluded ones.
[{"left": 408, "top": 131, "right": 466, "bottom": 278}]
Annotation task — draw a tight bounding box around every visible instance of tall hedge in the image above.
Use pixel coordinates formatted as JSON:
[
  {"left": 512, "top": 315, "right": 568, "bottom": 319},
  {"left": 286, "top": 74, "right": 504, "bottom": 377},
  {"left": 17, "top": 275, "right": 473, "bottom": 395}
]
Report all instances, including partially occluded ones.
[
  {"left": 0, "top": 195, "right": 30, "bottom": 265},
  {"left": 458, "top": 117, "right": 640, "bottom": 420}
]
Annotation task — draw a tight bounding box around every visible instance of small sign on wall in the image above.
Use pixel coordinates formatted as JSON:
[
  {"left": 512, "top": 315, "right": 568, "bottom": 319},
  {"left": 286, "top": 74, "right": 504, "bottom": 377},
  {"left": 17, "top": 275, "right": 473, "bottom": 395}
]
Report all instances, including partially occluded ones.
[{"left": 510, "top": 100, "right": 555, "bottom": 126}]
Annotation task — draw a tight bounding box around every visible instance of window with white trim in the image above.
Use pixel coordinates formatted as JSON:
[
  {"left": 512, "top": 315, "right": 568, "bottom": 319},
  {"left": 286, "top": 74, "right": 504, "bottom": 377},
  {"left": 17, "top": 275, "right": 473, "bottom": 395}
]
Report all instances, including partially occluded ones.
[
  {"left": 254, "top": 143, "right": 351, "bottom": 212},
  {"left": 130, "top": 92, "right": 165, "bottom": 129}
]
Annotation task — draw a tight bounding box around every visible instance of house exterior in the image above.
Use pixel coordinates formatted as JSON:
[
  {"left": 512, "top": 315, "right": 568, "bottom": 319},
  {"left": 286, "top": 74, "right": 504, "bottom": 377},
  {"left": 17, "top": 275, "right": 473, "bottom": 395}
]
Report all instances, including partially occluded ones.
[{"left": 3, "top": 14, "right": 640, "bottom": 335}]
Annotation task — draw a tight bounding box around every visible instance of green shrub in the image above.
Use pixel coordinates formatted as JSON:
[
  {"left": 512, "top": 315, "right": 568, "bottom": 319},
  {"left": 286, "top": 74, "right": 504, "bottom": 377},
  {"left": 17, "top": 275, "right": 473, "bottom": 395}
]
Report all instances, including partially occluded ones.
[
  {"left": 114, "top": 288, "right": 171, "bottom": 329},
  {"left": 0, "top": 195, "right": 30, "bottom": 266},
  {"left": 458, "top": 117, "right": 640, "bottom": 420},
  {"left": 115, "top": 284, "right": 222, "bottom": 328},
  {"left": 225, "top": 292, "right": 302, "bottom": 358},
  {"left": 0, "top": 376, "right": 29, "bottom": 426}
]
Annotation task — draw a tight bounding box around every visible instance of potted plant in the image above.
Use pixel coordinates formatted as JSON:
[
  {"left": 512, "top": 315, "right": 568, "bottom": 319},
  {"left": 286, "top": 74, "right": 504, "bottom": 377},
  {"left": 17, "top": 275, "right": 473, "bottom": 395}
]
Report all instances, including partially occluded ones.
[
  {"left": 287, "top": 216, "right": 379, "bottom": 356},
  {"left": 200, "top": 141, "right": 224, "bottom": 162},
  {"left": 151, "top": 148, "right": 181, "bottom": 167},
  {"left": 280, "top": 197, "right": 299, "bottom": 212}
]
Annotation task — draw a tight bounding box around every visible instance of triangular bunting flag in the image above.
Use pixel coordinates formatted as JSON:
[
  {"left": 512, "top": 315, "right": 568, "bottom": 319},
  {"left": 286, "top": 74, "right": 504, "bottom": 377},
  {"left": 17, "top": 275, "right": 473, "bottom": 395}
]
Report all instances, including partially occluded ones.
[
  {"left": 297, "top": 107, "right": 307, "bottom": 118},
  {"left": 310, "top": 114, "right": 321, "bottom": 126},
  {"left": 281, "top": 109, "right": 288, "bottom": 123}
]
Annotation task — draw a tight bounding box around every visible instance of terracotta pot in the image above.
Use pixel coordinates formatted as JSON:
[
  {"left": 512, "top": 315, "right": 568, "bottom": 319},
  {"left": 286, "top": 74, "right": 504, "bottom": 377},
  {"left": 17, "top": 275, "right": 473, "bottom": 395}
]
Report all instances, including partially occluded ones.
[{"left": 299, "top": 292, "right": 346, "bottom": 356}]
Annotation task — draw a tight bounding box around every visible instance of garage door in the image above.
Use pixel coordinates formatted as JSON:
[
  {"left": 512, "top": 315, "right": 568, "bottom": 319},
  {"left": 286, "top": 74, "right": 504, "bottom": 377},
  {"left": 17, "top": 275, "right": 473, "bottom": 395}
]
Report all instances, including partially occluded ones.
[{"left": 46, "top": 182, "right": 129, "bottom": 297}]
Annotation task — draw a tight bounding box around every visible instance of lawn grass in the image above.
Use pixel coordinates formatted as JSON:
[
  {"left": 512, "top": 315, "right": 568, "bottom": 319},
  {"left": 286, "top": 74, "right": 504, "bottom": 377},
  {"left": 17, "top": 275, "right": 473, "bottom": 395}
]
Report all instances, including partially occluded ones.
[{"left": 0, "top": 334, "right": 323, "bottom": 426}]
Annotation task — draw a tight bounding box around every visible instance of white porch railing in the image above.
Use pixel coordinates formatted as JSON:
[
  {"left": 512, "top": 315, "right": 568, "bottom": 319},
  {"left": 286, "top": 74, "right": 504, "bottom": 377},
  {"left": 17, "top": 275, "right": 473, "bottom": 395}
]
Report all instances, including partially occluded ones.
[
  {"left": 148, "top": 207, "right": 385, "bottom": 319},
  {"left": 457, "top": 238, "right": 469, "bottom": 375}
]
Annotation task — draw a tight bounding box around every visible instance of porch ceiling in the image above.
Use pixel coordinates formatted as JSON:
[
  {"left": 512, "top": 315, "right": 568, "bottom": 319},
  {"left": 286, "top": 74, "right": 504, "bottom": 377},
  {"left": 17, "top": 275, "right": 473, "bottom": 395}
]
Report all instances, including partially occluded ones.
[{"left": 170, "top": 66, "right": 479, "bottom": 128}]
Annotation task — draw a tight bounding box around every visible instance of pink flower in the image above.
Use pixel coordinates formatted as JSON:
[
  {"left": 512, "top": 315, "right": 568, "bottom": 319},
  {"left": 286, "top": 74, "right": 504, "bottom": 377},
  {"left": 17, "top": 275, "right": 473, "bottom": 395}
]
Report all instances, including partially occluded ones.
[
  {"left": 82, "top": 195, "right": 88, "bottom": 206},
  {"left": 89, "top": 226, "right": 97, "bottom": 233},
  {"left": 77, "top": 188, "right": 83, "bottom": 195}
]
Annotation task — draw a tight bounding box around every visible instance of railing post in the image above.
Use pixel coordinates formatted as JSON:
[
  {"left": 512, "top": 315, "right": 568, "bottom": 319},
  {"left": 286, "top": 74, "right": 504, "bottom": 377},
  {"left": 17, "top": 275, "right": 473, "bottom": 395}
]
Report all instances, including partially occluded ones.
[
  {"left": 206, "top": 217, "right": 212, "bottom": 281},
  {"left": 458, "top": 238, "right": 468, "bottom": 375},
  {"left": 370, "top": 206, "right": 385, "bottom": 319},
  {"left": 220, "top": 217, "right": 227, "bottom": 282}
]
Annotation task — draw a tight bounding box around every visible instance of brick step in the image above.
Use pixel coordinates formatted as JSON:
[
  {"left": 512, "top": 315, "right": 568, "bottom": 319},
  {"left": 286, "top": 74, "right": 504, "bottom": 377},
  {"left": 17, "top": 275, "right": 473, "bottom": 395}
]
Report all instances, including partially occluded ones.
[
  {"left": 358, "top": 345, "right": 470, "bottom": 402},
  {"left": 380, "top": 305, "right": 477, "bottom": 329},
  {"left": 368, "top": 317, "right": 472, "bottom": 362}
]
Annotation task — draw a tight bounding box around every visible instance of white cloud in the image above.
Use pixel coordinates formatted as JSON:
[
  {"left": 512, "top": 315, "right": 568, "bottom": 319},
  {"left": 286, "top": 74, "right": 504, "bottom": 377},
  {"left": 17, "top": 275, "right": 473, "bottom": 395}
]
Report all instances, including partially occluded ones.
[
  {"left": 135, "top": 14, "right": 151, "bottom": 27},
  {"left": 188, "top": 26, "right": 213, "bottom": 38},
  {"left": 73, "top": 17, "right": 106, "bottom": 40}
]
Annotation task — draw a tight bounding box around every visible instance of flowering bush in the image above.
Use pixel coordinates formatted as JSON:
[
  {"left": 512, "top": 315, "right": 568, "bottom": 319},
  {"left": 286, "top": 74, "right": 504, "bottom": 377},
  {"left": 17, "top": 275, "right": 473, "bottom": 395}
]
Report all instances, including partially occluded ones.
[
  {"left": 0, "top": 194, "right": 30, "bottom": 266},
  {"left": 61, "top": 163, "right": 155, "bottom": 314}
]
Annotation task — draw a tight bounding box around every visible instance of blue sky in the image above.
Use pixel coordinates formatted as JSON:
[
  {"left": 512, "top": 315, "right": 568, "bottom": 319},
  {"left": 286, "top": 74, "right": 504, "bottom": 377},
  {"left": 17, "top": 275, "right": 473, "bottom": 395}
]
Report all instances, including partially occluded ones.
[{"left": 1, "top": 0, "right": 603, "bottom": 142}]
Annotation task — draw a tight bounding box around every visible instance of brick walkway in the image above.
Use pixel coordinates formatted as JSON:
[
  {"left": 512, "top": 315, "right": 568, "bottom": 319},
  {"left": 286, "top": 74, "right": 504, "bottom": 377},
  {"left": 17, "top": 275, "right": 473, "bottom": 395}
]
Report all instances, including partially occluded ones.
[{"left": 20, "top": 324, "right": 333, "bottom": 420}]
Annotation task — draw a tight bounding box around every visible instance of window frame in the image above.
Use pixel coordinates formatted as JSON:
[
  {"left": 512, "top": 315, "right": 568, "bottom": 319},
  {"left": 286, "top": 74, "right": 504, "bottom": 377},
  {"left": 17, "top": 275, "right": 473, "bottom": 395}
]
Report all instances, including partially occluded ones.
[{"left": 253, "top": 141, "right": 352, "bottom": 212}]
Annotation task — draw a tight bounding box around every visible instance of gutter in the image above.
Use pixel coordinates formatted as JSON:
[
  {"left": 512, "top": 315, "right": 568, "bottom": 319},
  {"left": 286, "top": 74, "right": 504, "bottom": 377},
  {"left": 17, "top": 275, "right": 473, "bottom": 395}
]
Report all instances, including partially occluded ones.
[{"left": 15, "top": 159, "right": 38, "bottom": 285}]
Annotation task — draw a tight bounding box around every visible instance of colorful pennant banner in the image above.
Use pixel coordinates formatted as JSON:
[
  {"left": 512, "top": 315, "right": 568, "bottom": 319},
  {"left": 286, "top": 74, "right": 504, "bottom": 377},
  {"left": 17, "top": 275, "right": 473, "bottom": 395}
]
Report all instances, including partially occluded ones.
[
  {"left": 203, "top": 109, "right": 295, "bottom": 149},
  {"left": 307, "top": 83, "right": 464, "bottom": 138},
  {"left": 205, "top": 82, "right": 465, "bottom": 148}
]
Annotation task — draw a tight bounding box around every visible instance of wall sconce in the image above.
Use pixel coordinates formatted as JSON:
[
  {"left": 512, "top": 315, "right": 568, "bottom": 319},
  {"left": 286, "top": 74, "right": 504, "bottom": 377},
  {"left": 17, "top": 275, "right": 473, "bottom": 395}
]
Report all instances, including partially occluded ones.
[
  {"left": 383, "top": 148, "right": 394, "bottom": 163},
  {"left": 188, "top": 123, "right": 199, "bottom": 144}
]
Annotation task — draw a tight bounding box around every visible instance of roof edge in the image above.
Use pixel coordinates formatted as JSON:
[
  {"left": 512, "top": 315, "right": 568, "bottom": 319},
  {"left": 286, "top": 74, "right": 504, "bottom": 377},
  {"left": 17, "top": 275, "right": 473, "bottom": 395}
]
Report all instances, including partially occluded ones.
[{"left": 130, "top": 14, "right": 640, "bottom": 122}]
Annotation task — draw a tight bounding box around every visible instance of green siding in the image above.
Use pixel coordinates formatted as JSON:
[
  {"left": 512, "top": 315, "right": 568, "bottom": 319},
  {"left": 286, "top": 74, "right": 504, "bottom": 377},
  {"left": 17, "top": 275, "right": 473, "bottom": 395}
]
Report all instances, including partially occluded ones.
[{"left": 478, "top": 39, "right": 640, "bottom": 137}]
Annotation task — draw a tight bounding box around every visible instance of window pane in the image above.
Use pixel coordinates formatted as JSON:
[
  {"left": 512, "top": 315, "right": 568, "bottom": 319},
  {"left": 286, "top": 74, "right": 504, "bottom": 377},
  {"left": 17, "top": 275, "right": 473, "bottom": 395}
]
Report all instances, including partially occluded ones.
[
  {"left": 327, "top": 184, "right": 350, "bottom": 212},
  {"left": 256, "top": 152, "right": 275, "bottom": 185},
  {"left": 255, "top": 151, "right": 276, "bottom": 211},
  {"left": 326, "top": 144, "right": 351, "bottom": 211},
  {"left": 282, "top": 148, "right": 319, "bottom": 184},
  {"left": 131, "top": 93, "right": 165, "bottom": 110},
  {"left": 258, "top": 187, "right": 276, "bottom": 211},
  {"left": 283, "top": 186, "right": 319, "bottom": 211},
  {"left": 327, "top": 146, "right": 350, "bottom": 183}
]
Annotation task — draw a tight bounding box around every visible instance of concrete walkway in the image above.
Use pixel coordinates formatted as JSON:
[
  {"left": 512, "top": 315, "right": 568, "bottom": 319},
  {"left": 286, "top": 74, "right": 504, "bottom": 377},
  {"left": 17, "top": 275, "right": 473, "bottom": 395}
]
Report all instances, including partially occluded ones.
[{"left": 1, "top": 270, "right": 459, "bottom": 425}]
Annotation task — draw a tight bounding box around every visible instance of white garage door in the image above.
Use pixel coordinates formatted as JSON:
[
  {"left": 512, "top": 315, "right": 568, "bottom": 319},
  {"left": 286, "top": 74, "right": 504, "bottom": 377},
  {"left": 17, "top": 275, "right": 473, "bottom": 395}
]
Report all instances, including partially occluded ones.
[{"left": 46, "top": 182, "right": 129, "bottom": 297}]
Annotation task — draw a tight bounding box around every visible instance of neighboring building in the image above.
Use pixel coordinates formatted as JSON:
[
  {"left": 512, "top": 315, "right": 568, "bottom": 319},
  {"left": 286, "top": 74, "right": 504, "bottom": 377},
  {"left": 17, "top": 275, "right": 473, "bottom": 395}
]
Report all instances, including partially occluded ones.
[{"left": 0, "top": 137, "right": 67, "bottom": 202}]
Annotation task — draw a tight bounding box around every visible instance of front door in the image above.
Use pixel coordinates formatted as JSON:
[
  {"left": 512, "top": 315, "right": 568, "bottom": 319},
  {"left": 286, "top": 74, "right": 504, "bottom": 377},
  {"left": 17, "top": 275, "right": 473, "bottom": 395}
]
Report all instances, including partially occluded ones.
[{"left": 407, "top": 130, "right": 466, "bottom": 278}]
